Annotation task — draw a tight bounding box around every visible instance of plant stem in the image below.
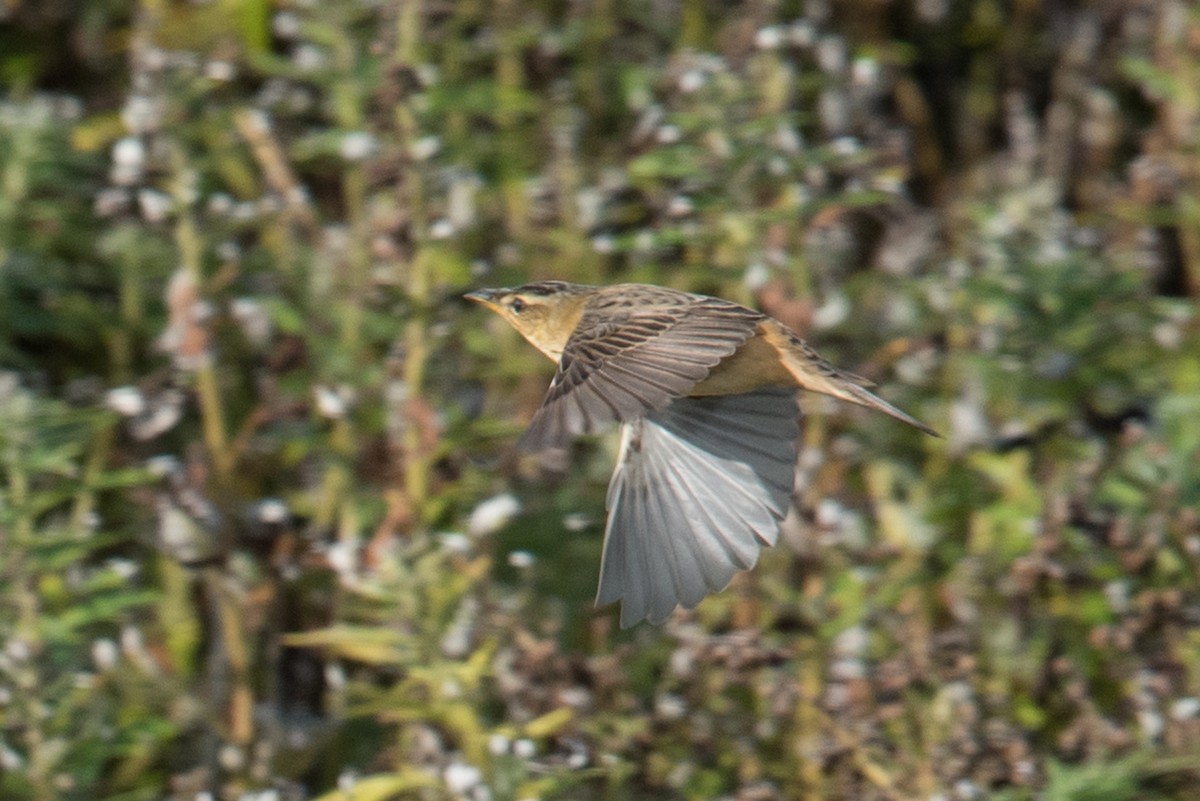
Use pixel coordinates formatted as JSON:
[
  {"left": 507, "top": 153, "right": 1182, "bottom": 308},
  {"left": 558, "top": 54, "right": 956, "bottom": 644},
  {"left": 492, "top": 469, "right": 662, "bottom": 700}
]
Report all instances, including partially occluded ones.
[
  {"left": 395, "top": 4, "right": 432, "bottom": 521},
  {"left": 171, "top": 149, "right": 233, "bottom": 483}
]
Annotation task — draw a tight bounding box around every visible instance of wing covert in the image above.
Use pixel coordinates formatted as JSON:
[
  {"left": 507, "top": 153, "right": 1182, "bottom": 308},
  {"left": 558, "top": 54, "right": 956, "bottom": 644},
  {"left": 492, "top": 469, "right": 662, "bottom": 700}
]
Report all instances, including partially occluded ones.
[{"left": 518, "top": 298, "right": 762, "bottom": 451}]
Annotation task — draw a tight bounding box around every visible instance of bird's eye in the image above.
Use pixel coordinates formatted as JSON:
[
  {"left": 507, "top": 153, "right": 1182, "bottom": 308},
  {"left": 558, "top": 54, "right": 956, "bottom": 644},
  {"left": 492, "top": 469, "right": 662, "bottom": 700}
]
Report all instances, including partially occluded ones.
[{"left": 509, "top": 298, "right": 525, "bottom": 314}]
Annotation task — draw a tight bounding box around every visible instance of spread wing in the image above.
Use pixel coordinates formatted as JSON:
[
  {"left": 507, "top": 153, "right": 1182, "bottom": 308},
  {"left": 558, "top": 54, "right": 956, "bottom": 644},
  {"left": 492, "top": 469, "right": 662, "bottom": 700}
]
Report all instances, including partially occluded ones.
[
  {"left": 596, "top": 389, "right": 800, "bottom": 627},
  {"left": 518, "top": 298, "right": 762, "bottom": 451}
]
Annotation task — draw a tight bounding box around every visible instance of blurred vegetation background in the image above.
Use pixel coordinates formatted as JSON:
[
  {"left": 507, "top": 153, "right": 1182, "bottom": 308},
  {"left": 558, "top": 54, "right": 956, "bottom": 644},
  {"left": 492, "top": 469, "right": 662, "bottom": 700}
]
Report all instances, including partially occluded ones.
[{"left": 1, "top": 0, "right": 1199, "bottom": 799}]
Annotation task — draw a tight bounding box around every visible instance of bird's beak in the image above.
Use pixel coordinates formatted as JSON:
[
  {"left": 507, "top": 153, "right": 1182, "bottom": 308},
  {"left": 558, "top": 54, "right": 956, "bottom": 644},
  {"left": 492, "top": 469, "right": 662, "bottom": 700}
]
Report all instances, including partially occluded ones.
[{"left": 464, "top": 288, "right": 503, "bottom": 309}]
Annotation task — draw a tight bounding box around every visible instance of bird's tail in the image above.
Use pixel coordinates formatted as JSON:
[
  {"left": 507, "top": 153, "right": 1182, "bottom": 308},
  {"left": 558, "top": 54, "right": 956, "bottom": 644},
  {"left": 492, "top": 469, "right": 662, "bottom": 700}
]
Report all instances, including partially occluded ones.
[
  {"left": 764, "top": 321, "right": 939, "bottom": 437},
  {"left": 596, "top": 389, "right": 799, "bottom": 628},
  {"left": 807, "top": 374, "right": 940, "bottom": 437}
]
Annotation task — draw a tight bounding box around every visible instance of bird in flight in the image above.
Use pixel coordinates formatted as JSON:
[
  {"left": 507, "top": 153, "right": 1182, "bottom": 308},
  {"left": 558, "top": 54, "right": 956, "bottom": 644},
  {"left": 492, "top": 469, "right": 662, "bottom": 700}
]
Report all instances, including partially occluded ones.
[{"left": 466, "top": 280, "right": 936, "bottom": 627}]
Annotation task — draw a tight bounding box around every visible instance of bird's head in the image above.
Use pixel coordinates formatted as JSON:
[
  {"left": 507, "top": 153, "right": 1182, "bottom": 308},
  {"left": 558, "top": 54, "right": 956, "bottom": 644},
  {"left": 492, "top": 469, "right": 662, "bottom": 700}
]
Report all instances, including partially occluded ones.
[{"left": 465, "top": 280, "right": 593, "bottom": 361}]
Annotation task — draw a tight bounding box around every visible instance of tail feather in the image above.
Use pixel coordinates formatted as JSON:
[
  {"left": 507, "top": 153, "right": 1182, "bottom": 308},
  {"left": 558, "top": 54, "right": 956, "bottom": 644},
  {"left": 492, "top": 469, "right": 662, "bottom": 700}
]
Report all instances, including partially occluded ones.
[
  {"left": 829, "top": 380, "right": 941, "bottom": 438},
  {"left": 764, "top": 321, "right": 939, "bottom": 437}
]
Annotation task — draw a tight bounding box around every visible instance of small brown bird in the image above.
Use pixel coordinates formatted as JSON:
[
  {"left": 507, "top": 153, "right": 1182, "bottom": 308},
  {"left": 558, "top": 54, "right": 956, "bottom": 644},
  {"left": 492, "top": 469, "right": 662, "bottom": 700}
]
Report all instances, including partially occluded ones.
[{"left": 467, "top": 280, "right": 935, "bottom": 627}]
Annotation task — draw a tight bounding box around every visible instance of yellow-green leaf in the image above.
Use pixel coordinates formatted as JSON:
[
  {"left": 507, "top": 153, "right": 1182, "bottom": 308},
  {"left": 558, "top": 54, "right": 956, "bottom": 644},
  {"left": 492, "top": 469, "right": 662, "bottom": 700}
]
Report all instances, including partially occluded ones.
[
  {"left": 310, "top": 771, "right": 440, "bottom": 801},
  {"left": 524, "top": 707, "right": 574, "bottom": 738}
]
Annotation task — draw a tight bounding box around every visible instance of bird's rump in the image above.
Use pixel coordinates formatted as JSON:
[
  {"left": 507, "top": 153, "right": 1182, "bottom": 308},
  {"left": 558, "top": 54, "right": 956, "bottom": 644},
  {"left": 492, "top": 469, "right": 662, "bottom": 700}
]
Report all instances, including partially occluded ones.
[
  {"left": 597, "top": 388, "right": 800, "bottom": 627},
  {"left": 518, "top": 297, "right": 763, "bottom": 451}
]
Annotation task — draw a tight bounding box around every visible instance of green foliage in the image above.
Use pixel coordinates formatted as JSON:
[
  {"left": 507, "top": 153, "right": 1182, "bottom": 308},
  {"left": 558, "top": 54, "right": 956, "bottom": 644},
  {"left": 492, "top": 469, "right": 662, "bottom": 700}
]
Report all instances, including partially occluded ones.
[
  {"left": 0, "top": 379, "right": 174, "bottom": 801},
  {"left": 1, "top": 1, "right": 1199, "bottom": 800}
]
